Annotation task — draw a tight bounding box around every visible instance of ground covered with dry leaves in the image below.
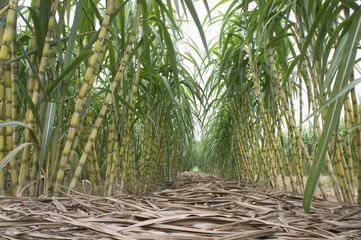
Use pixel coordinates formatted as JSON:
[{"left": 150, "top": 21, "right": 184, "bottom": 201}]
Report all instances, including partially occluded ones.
[{"left": 1, "top": 173, "right": 361, "bottom": 239}]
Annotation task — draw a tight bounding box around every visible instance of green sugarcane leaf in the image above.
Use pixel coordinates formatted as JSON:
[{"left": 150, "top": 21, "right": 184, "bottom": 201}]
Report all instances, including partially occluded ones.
[
  {"left": 17, "top": 77, "right": 44, "bottom": 133},
  {"left": 202, "top": 0, "right": 212, "bottom": 23},
  {"left": 160, "top": 76, "right": 176, "bottom": 105},
  {"left": 35, "top": 102, "right": 57, "bottom": 197},
  {"left": 7, "top": 36, "right": 70, "bottom": 65},
  {"left": 0, "top": 121, "right": 30, "bottom": 129},
  {"left": 154, "top": 0, "right": 181, "bottom": 36},
  {"left": 150, "top": 17, "right": 181, "bottom": 98},
  {"left": 27, "top": 6, "right": 44, "bottom": 57},
  {"left": 184, "top": 0, "right": 210, "bottom": 59},
  {"left": 112, "top": 90, "right": 143, "bottom": 120},
  {"left": 89, "top": 0, "right": 102, "bottom": 23},
  {"left": 142, "top": 4, "right": 153, "bottom": 87},
  {"left": 48, "top": 50, "right": 93, "bottom": 93},
  {"left": 17, "top": 32, "right": 48, "bottom": 102},
  {"left": 0, "top": 143, "right": 34, "bottom": 170},
  {"left": 0, "top": 120, "right": 40, "bottom": 153},
  {"left": 284, "top": 0, "right": 332, "bottom": 82},
  {"left": 109, "top": 0, "right": 129, "bottom": 23},
  {"left": 346, "top": 122, "right": 361, "bottom": 132},
  {"left": 64, "top": 0, "right": 84, "bottom": 68}
]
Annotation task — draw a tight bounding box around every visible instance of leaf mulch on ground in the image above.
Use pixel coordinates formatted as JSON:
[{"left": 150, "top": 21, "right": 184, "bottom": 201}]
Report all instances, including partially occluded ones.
[{"left": 1, "top": 173, "right": 360, "bottom": 239}]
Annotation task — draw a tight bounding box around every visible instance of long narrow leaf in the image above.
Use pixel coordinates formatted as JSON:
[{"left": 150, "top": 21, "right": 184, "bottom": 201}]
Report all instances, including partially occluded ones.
[
  {"left": 0, "top": 121, "right": 30, "bottom": 129},
  {"left": 184, "top": 0, "right": 209, "bottom": 58},
  {"left": 0, "top": 143, "right": 34, "bottom": 170},
  {"left": 48, "top": 50, "right": 93, "bottom": 93},
  {"left": 63, "top": 0, "right": 84, "bottom": 68}
]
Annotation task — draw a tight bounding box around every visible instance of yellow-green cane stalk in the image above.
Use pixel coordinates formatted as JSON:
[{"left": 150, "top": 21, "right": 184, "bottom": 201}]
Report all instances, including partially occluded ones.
[
  {"left": 337, "top": 134, "right": 355, "bottom": 202},
  {"left": 68, "top": 2, "right": 143, "bottom": 192},
  {"left": 107, "top": 84, "right": 125, "bottom": 195},
  {"left": 10, "top": 42, "right": 17, "bottom": 150},
  {"left": 19, "top": 0, "right": 41, "bottom": 184},
  {"left": 104, "top": 115, "right": 116, "bottom": 194},
  {"left": 54, "top": 0, "right": 115, "bottom": 193},
  {"left": 344, "top": 98, "right": 353, "bottom": 187},
  {"left": 139, "top": 117, "right": 151, "bottom": 191},
  {"left": 349, "top": 77, "right": 361, "bottom": 203},
  {"left": 332, "top": 133, "right": 354, "bottom": 204},
  {"left": 123, "top": 58, "right": 143, "bottom": 191},
  {"left": 0, "top": 0, "right": 19, "bottom": 195},
  {"left": 268, "top": 49, "right": 329, "bottom": 198},
  {"left": 92, "top": 146, "right": 101, "bottom": 185},
  {"left": 118, "top": 134, "right": 129, "bottom": 194},
  {"left": 245, "top": 97, "right": 260, "bottom": 183},
  {"left": 342, "top": 11, "right": 361, "bottom": 202},
  {"left": 0, "top": 88, "right": 4, "bottom": 195},
  {"left": 119, "top": 59, "right": 143, "bottom": 193},
  {"left": 232, "top": 112, "right": 251, "bottom": 181},
  {"left": 248, "top": 44, "right": 283, "bottom": 191},
  {"left": 276, "top": 111, "right": 296, "bottom": 192},
  {"left": 17, "top": 0, "right": 59, "bottom": 196},
  {"left": 302, "top": 61, "right": 342, "bottom": 201},
  {"left": 29, "top": 131, "right": 40, "bottom": 197},
  {"left": 106, "top": 138, "right": 119, "bottom": 195}
]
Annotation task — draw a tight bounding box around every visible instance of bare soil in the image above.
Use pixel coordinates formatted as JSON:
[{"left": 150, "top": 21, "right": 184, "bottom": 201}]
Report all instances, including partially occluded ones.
[{"left": 0, "top": 172, "right": 360, "bottom": 239}]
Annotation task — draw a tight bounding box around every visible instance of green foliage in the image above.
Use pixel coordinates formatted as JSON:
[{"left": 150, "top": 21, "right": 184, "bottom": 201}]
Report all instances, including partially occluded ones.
[
  {"left": 0, "top": 0, "right": 207, "bottom": 197},
  {"left": 198, "top": 0, "right": 361, "bottom": 211}
]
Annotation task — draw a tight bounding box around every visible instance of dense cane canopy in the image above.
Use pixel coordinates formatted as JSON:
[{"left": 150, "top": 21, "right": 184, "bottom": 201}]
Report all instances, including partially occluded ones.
[{"left": 0, "top": 0, "right": 360, "bottom": 212}]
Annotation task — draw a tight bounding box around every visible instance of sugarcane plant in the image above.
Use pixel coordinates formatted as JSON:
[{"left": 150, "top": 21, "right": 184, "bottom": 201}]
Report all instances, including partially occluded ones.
[
  {"left": 0, "top": 0, "right": 205, "bottom": 197},
  {"left": 202, "top": 0, "right": 361, "bottom": 212}
]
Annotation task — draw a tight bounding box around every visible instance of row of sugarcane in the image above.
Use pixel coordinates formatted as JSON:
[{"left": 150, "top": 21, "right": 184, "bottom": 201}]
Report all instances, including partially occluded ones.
[
  {"left": 201, "top": 0, "right": 361, "bottom": 210},
  {"left": 0, "top": 0, "right": 199, "bottom": 197}
]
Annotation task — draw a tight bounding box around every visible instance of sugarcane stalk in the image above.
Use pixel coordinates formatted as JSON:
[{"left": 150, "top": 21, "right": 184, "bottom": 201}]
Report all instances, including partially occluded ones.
[
  {"left": 68, "top": 1, "right": 143, "bottom": 193},
  {"left": 18, "top": 0, "right": 58, "bottom": 196},
  {"left": 54, "top": 0, "right": 115, "bottom": 194},
  {"left": 0, "top": 0, "right": 19, "bottom": 195}
]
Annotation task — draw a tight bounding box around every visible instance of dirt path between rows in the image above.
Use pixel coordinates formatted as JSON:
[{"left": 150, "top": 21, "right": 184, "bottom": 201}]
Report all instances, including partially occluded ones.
[{"left": 0, "top": 173, "right": 360, "bottom": 239}]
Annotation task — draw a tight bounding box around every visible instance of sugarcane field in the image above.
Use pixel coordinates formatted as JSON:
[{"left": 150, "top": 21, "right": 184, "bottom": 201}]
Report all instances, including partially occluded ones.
[{"left": 1, "top": 0, "right": 361, "bottom": 239}]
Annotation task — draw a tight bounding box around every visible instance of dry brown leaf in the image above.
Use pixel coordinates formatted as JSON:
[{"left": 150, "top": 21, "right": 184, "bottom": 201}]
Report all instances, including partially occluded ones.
[{"left": 0, "top": 173, "right": 359, "bottom": 239}]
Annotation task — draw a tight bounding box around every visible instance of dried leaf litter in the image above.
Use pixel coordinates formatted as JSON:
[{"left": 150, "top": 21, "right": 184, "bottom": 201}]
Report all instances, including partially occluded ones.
[{"left": 0, "top": 173, "right": 360, "bottom": 239}]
